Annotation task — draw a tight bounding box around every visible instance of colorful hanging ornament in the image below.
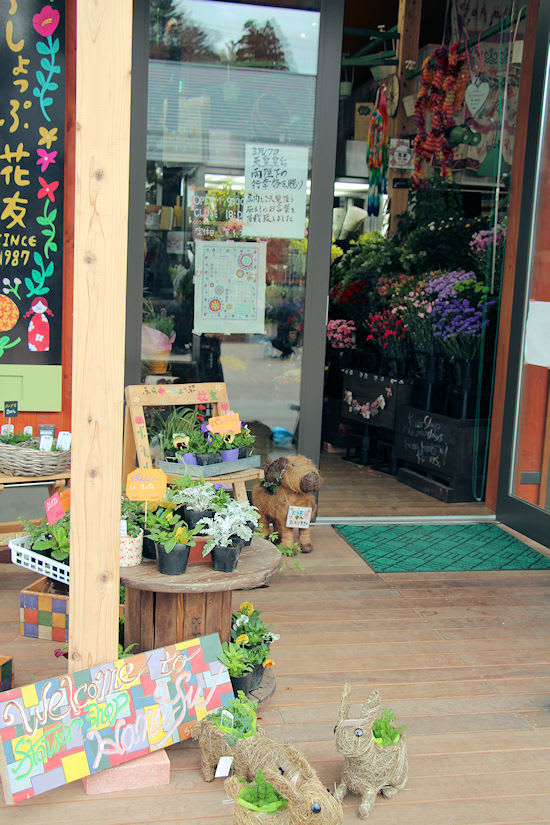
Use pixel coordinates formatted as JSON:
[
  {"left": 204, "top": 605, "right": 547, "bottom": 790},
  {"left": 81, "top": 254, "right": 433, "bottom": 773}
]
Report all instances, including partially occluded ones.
[
  {"left": 366, "top": 86, "right": 389, "bottom": 216},
  {"left": 412, "top": 42, "right": 468, "bottom": 187}
]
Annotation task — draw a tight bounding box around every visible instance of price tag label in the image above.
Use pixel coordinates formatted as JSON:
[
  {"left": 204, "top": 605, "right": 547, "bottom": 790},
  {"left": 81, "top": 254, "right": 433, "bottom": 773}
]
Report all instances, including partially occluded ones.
[
  {"left": 56, "top": 431, "right": 72, "bottom": 451},
  {"left": 39, "top": 434, "right": 53, "bottom": 452},
  {"left": 45, "top": 493, "right": 65, "bottom": 526},
  {"left": 214, "top": 756, "right": 233, "bottom": 778},
  {"left": 126, "top": 468, "right": 167, "bottom": 501},
  {"left": 3, "top": 401, "right": 18, "bottom": 418},
  {"left": 208, "top": 412, "right": 241, "bottom": 435},
  {"left": 120, "top": 519, "right": 128, "bottom": 537},
  {"left": 286, "top": 505, "right": 312, "bottom": 529}
]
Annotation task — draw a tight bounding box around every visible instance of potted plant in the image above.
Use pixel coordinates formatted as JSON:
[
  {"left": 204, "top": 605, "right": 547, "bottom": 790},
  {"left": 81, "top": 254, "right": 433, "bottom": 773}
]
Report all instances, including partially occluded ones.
[
  {"left": 230, "top": 770, "right": 289, "bottom": 823},
  {"left": 220, "top": 432, "right": 240, "bottom": 463},
  {"left": 141, "top": 298, "right": 176, "bottom": 374},
  {"left": 232, "top": 422, "right": 256, "bottom": 459},
  {"left": 145, "top": 507, "right": 202, "bottom": 575},
  {"left": 19, "top": 512, "right": 70, "bottom": 561},
  {"left": 218, "top": 641, "right": 254, "bottom": 693},
  {"left": 372, "top": 708, "right": 407, "bottom": 747},
  {"left": 207, "top": 690, "right": 258, "bottom": 744},
  {"left": 193, "top": 427, "right": 225, "bottom": 465},
  {"left": 171, "top": 479, "right": 217, "bottom": 528},
  {"left": 151, "top": 406, "right": 199, "bottom": 459},
  {"left": 120, "top": 496, "right": 144, "bottom": 566},
  {"left": 223, "top": 499, "right": 260, "bottom": 546},
  {"left": 231, "top": 602, "right": 277, "bottom": 690},
  {"left": 200, "top": 510, "right": 254, "bottom": 572}
]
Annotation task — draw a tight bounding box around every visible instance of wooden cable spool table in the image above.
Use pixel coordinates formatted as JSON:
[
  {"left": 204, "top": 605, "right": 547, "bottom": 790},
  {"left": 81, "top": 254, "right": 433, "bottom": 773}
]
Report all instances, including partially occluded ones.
[{"left": 120, "top": 537, "right": 281, "bottom": 652}]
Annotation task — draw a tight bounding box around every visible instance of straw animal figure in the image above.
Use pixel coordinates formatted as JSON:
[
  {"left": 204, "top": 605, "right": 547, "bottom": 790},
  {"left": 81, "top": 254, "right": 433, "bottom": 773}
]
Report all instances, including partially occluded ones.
[
  {"left": 251, "top": 455, "right": 321, "bottom": 552},
  {"left": 192, "top": 718, "right": 343, "bottom": 823},
  {"left": 225, "top": 769, "right": 342, "bottom": 825},
  {"left": 333, "top": 685, "right": 408, "bottom": 819}
]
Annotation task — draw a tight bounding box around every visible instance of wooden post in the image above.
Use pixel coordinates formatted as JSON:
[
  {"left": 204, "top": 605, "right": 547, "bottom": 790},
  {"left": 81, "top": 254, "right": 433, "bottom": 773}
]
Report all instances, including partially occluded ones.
[
  {"left": 69, "top": 1, "right": 133, "bottom": 671},
  {"left": 388, "top": 0, "right": 422, "bottom": 235}
]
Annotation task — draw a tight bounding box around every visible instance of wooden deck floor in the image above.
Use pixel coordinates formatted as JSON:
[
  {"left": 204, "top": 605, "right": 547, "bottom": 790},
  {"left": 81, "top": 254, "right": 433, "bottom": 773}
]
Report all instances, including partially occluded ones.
[
  {"left": 1, "top": 525, "right": 550, "bottom": 824},
  {"left": 318, "top": 454, "right": 494, "bottom": 517}
]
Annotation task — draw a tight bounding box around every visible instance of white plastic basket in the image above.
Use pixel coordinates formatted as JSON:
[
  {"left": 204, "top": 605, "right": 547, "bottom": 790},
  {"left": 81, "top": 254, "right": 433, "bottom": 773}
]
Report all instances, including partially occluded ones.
[{"left": 9, "top": 534, "right": 70, "bottom": 585}]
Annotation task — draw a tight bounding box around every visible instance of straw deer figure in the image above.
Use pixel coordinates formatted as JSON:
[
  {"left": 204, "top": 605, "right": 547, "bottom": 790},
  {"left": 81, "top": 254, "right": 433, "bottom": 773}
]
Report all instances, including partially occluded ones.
[
  {"left": 333, "top": 685, "right": 408, "bottom": 819},
  {"left": 252, "top": 455, "right": 321, "bottom": 552}
]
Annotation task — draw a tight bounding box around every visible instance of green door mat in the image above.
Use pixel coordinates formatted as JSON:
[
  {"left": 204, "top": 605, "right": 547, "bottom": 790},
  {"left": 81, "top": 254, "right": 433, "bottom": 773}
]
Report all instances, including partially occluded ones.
[{"left": 333, "top": 523, "right": 550, "bottom": 572}]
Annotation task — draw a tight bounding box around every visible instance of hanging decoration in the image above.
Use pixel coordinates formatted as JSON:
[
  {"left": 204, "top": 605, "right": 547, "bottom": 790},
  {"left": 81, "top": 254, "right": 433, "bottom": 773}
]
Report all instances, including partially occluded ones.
[
  {"left": 412, "top": 43, "right": 468, "bottom": 187},
  {"left": 366, "top": 86, "right": 389, "bottom": 216}
]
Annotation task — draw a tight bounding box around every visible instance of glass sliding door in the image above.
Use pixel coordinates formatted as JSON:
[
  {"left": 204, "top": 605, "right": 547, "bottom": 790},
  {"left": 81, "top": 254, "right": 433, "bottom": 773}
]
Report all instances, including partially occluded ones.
[{"left": 141, "top": 0, "right": 335, "bottom": 468}]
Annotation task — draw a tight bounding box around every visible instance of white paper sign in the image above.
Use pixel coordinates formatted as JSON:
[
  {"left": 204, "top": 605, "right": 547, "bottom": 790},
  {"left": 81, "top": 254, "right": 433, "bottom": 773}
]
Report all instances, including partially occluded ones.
[
  {"left": 1, "top": 424, "right": 14, "bottom": 436},
  {"left": 524, "top": 301, "right": 550, "bottom": 368},
  {"left": 39, "top": 434, "right": 53, "bottom": 452},
  {"left": 193, "top": 241, "right": 267, "bottom": 334},
  {"left": 56, "top": 431, "right": 72, "bottom": 451},
  {"left": 243, "top": 143, "right": 308, "bottom": 239},
  {"left": 23, "top": 426, "right": 33, "bottom": 436},
  {"left": 286, "top": 505, "right": 313, "bottom": 529},
  {"left": 120, "top": 519, "right": 128, "bottom": 537},
  {"left": 214, "top": 756, "right": 234, "bottom": 778}
]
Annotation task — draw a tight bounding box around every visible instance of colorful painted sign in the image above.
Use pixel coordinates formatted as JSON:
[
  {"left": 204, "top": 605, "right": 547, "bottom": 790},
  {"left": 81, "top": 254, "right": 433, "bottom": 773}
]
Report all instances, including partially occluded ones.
[
  {"left": 243, "top": 143, "right": 308, "bottom": 240},
  {"left": 194, "top": 241, "right": 267, "bottom": 335},
  {"left": 0, "top": 2, "right": 65, "bottom": 365},
  {"left": 208, "top": 412, "right": 241, "bottom": 436},
  {"left": 126, "top": 468, "right": 167, "bottom": 501},
  {"left": 0, "top": 634, "right": 233, "bottom": 804}
]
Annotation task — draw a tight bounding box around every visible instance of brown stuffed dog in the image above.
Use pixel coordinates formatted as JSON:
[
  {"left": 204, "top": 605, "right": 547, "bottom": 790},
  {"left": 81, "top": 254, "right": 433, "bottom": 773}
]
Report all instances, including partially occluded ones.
[{"left": 252, "top": 455, "right": 321, "bottom": 552}]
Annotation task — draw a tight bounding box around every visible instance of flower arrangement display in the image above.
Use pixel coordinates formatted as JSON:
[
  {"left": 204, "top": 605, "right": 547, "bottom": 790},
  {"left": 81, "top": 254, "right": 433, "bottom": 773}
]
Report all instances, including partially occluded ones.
[
  {"left": 432, "top": 297, "right": 493, "bottom": 360},
  {"left": 363, "top": 309, "right": 408, "bottom": 377},
  {"left": 326, "top": 319, "right": 356, "bottom": 350}
]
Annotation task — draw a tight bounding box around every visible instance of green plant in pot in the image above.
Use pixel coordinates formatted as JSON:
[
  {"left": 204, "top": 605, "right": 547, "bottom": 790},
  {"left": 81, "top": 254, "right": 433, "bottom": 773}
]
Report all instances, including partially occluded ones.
[
  {"left": 19, "top": 512, "right": 70, "bottom": 561},
  {"left": 231, "top": 601, "right": 278, "bottom": 690},
  {"left": 151, "top": 405, "right": 199, "bottom": 458},
  {"left": 372, "top": 708, "right": 407, "bottom": 747},
  {"left": 170, "top": 479, "right": 217, "bottom": 528},
  {"left": 237, "top": 769, "right": 289, "bottom": 814},
  {"left": 145, "top": 506, "right": 202, "bottom": 575},
  {"left": 218, "top": 641, "right": 254, "bottom": 693},
  {"left": 223, "top": 499, "right": 260, "bottom": 546},
  {"left": 232, "top": 422, "right": 256, "bottom": 458},
  {"left": 193, "top": 427, "right": 225, "bottom": 465}
]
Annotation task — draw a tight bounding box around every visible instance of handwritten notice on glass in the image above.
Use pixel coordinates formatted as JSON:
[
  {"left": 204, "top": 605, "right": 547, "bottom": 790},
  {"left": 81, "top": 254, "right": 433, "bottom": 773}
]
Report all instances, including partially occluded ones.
[
  {"left": 0, "top": 634, "right": 233, "bottom": 804},
  {"left": 194, "top": 241, "right": 267, "bottom": 334},
  {"left": 243, "top": 143, "right": 308, "bottom": 239},
  {"left": 0, "top": 2, "right": 65, "bottom": 367}
]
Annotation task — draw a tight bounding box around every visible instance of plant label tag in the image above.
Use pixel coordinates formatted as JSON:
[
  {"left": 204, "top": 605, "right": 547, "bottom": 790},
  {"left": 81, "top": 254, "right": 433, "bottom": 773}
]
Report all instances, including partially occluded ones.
[
  {"left": 512, "top": 40, "right": 523, "bottom": 63},
  {"left": 45, "top": 493, "right": 65, "bottom": 526},
  {"left": 39, "top": 434, "right": 53, "bottom": 452},
  {"left": 286, "top": 506, "right": 313, "bottom": 528},
  {"left": 120, "top": 519, "right": 128, "bottom": 537},
  {"left": 4, "top": 400, "right": 18, "bottom": 417},
  {"left": 56, "top": 431, "right": 71, "bottom": 451},
  {"left": 23, "top": 426, "right": 33, "bottom": 436},
  {"left": 1, "top": 424, "right": 14, "bottom": 436},
  {"left": 214, "top": 756, "right": 233, "bottom": 778},
  {"left": 126, "top": 468, "right": 167, "bottom": 501},
  {"left": 208, "top": 412, "right": 241, "bottom": 435},
  {"left": 220, "top": 709, "right": 234, "bottom": 728}
]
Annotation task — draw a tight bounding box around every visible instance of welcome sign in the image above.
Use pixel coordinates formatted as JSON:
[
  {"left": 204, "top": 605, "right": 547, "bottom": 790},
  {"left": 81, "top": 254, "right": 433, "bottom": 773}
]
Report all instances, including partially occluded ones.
[{"left": 0, "top": 634, "right": 232, "bottom": 804}]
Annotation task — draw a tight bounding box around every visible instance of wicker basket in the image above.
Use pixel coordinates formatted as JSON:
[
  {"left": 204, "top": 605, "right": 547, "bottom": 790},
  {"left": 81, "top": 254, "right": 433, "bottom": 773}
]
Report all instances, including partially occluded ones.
[{"left": 0, "top": 439, "right": 71, "bottom": 476}]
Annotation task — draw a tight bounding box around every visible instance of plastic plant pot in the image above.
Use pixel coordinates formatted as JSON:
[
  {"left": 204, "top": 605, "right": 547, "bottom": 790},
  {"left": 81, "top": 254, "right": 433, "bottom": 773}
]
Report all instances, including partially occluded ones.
[
  {"left": 142, "top": 535, "right": 157, "bottom": 560},
  {"left": 211, "top": 540, "right": 242, "bottom": 572},
  {"left": 177, "top": 452, "right": 198, "bottom": 466},
  {"left": 195, "top": 452, "right": 222, "bottom": 465},
  {"left": 186, "top": 508, "right": 213, "bottom": 529},
  {"left": 221, "top": 447, "right": 239, "bottom": 462},
  {"left": 156, "top": 542, "right": 191, "bottom": 575}
]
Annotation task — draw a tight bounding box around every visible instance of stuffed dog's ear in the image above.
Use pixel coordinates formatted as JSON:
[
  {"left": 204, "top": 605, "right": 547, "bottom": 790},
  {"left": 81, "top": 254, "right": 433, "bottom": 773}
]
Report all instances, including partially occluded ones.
[{"left": 263, "top": 457, "right": 289, "bottom": 483}]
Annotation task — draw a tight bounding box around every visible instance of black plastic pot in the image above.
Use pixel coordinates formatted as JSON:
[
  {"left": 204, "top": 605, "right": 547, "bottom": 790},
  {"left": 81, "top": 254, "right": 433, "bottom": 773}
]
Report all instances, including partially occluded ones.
[
  {"left": 230, "top": 672, "right": 253, "bottom": 694},
  {"left": 156, "top": 541, "right": 190, "bottom": 575},
  {"left": 142, "top": 535, "right": 157, "bottom": 560},
  {"left": 238, "top": 446, "right": 252, "bottom": 459},
  {"left": 211, "top": 540, "right": 242, "bottom": 572},
  {"left": 249, "top": 661, "right": 265, "bottom": 691},
  {"left": 242, "top": 521, "right": 256, "bottom": 547},
  {"left": 195, "top": 452, "right": 222, "bottom": 465},
  {"left": 186, "top": 508, "right": 213, "bottom": 529}
]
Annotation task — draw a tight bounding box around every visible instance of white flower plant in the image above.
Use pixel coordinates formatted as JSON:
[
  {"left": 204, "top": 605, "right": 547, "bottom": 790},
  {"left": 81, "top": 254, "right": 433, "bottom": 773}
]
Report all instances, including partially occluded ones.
[
  {"left": 170, "top": 481, "right": 217, "bottom": 512},
  {"left": 199, "top": 506, "right": 258, "bottom": 554}
]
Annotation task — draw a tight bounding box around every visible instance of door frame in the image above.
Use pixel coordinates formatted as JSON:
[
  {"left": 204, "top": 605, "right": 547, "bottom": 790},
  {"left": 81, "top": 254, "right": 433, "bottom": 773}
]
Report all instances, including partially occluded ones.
[{"left": 497, "top": 1, "right": 550, "bottom": 545}]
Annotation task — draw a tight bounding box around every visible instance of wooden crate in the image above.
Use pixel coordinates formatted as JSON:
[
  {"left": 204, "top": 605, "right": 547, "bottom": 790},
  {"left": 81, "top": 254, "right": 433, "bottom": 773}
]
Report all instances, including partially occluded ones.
[
  {"left": 0, "top": 655, "right": 13, "bottom": 692},
  {"left": 20, "top": 577, "right": 125, "bottom": 643}
]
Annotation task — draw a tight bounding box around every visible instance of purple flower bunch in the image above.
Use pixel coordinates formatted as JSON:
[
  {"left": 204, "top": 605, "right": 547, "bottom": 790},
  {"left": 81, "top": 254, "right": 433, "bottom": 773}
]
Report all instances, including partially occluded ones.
[
  {"left": 431, "top": 297, "right": 494, "bottom": 359},
  {"left": 327, "top": 319, "right": 356, "bottom": 350},
  {"left": 425, "top": 270, "right": 476, "bottom": 300}
]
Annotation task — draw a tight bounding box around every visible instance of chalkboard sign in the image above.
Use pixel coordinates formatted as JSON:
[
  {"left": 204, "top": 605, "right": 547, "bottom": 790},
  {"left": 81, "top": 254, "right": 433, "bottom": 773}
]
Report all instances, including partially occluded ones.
[
  {"left": 3, "top": 400, "right": 18, "bottom": 417},
  {"left": 0, "top": 2, "right": 65, "bottom": 366},
  {"left": 0, "top": 633, "right": 232, "bottom": 804}
]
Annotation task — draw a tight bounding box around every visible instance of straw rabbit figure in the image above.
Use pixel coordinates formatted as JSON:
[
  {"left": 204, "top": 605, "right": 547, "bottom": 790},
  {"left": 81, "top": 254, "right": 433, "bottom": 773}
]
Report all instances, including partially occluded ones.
[
  {"left": 333, "top": 685, "right": 408, "bottom": 819},
  {"left": 252, "top": 455, "right": 321, "bottom": 552},
  {"left": 225, "top": 768, "right": 343, "bottom": 825},
  {"left": 192, "top": 718, "right": 343, "bottom": 823}
]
